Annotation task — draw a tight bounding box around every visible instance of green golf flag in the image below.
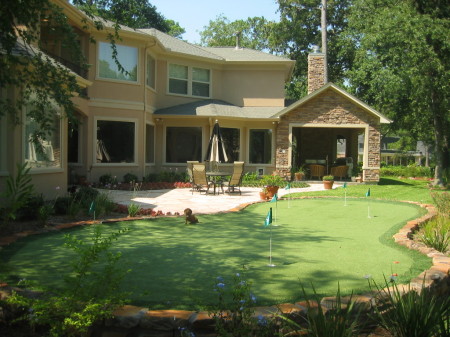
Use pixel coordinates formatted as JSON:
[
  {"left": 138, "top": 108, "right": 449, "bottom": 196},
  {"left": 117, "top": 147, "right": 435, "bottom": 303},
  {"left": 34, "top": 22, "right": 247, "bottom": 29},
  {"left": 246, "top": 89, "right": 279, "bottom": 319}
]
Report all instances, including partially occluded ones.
[
  {"left": 343, "top": 182, "right": 347, "bottom": 188},
  {"left": 365, "top": 188, "right": 371, "bottom": 197},
  {"left": 270, "top": 194, "right": 278, "bottom": 203},
  {"left": 89, "top": 201, "right": 96, "bottom": 214},
  {"left": 285, "top": 182, "right": 291, "bottom": 190},
  {"left": 264, "top": 208, "right": 272, "bottom": 227}
]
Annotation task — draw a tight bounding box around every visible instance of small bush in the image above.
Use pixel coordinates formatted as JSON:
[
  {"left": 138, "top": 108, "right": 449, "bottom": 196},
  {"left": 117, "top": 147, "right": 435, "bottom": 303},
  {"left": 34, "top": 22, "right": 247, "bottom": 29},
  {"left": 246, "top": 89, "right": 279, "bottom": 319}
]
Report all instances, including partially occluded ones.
[
  {"left": 431, "top": 192, "right": 450, "bottom": 217},
  {"left": 74, "top": 186, "right": 99, "bottom": 209},
  {"left": 53, "top": 196, "right": 73, "bottom": 215},
  {"left": 123, "top": 173, "right": 139, "bottom": 183},
  {"left": 143, "top": 173, "right": 158, "bottom": 182},
  {"left": 370, "top": 279, "right": 450, "bottom": 337},
  {"left": 93, "top": 193, "right": 116, "bottom": 217},
  {"left": 99, "top": 173, "right": 118, "bottom": 186},
  {"left": 15, "top": 194, "right": 45, "bottom": 221},
  {"left": 416, "top": 216, "right": 450, "bottom": 253},
  {"left": 127, "top": 203, "right": 141, "bottom": 217},
  {"left": 380, "top": 165, "right": 433, "bottom": 178}
]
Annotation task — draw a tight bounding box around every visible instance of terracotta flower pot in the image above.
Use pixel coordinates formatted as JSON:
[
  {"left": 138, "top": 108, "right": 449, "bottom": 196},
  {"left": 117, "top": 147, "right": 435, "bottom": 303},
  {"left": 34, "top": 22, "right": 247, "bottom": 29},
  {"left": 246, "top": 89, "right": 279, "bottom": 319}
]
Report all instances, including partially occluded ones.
[
  {"left": 265, "top": 186, "right": 279, "bottom": 199},
  {"left": 323, "top": 180, "right": 334, "bottom": 190},
  {"left": 294, "top": 172, "right": 304, "bottom": 181},
  {"left": 259, "top": 191, "right": 268, "bottom": 200}
]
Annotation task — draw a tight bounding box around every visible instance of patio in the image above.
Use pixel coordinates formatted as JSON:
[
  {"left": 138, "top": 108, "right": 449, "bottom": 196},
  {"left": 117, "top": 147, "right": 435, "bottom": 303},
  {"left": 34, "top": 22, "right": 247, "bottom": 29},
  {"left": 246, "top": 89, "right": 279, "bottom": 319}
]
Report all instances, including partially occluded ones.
[{"left": 102, "top": 183, "right": 329, "bottom": 215}]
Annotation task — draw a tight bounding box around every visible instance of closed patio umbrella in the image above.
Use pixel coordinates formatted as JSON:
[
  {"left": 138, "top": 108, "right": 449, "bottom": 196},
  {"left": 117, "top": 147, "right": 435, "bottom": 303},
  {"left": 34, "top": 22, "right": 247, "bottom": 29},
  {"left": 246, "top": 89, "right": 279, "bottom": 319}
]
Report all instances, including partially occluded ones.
[{"left": 205, "top": 121, "right": 228, "bottom": 170}]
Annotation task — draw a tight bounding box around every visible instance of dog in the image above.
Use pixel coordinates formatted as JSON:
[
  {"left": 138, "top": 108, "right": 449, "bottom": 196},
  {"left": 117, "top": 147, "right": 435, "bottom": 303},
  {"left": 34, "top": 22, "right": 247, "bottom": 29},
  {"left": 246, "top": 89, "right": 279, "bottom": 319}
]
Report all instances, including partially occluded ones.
[{"left": 184, "top": 208, "right": 199, "bottom": 224}]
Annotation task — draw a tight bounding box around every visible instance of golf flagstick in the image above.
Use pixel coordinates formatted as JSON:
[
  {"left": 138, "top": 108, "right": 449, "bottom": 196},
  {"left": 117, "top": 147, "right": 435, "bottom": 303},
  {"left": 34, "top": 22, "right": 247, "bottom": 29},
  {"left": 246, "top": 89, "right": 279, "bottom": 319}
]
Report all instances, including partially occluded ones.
[
  {"left": 285, "top": 182, "right": 291, "bottom": 208},
  {"left": 366, "top": 188, "right": 371, "bottom": 218},
  {"left": 264, "top": 207, "right": 275, "bottom": 267},
  {"left": 343, "top": 182, "right": 347, "bottom": 206},
  {"left": 270, "top": 193, "right": 278, "bottom": 226}
]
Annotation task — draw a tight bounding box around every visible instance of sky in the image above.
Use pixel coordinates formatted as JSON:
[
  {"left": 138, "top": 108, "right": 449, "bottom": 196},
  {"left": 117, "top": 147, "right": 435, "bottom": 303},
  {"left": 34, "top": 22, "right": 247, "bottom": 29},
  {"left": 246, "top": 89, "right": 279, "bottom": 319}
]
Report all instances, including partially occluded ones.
[{"left": 150, "top": 0, "right": 280, "bottom": 44}]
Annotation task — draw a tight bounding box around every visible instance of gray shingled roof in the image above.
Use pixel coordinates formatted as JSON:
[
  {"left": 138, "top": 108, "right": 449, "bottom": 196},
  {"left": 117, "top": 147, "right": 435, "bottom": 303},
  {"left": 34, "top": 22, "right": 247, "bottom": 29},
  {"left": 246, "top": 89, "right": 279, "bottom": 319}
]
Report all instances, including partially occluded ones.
[
  {"left": 138, "top": 28, "right": 223, "bottom": 60},
  {"left": 201, "top": 47, "right": 291, "bottom": 62},
  {"left": 154, "top": 100, "right": 282, "bottom": 119}
]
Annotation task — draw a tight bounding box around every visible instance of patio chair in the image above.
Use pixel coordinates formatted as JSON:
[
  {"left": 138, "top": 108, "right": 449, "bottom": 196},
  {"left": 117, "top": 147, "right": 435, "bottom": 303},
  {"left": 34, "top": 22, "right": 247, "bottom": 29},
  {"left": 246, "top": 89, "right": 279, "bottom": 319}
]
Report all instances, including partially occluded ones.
[
  {"left": 186, "top": 160, "right": 199, "bottom": 192},
  {"left": 330, "top": 165, "right": 348, "bottom": 180},
  {"left": 192, "top": 163, "right": 213, "bottom": 194},
  {"left": 223, "top": 161, "right": 244, "bottom": 195},
  {"left": 308, "top": 164, "right": 325, "bottom": 180}
]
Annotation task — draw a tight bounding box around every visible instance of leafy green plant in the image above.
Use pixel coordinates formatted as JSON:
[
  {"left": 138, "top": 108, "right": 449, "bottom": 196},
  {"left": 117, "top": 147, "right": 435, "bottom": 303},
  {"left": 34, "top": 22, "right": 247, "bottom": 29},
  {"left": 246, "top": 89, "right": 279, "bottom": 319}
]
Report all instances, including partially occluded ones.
[
  {"left": 207, "top": 273, "right": 280, "bottom": 337},
  {"left": 370, "top": 278, "right": 450, "bottom": 337},
  {"left": 123, "top": 172, "right": 138, "bottom": 183},
  {"left": 127, "top": 203, "right": 141, "bottom": 217},
  {"left": 323, "top": 175, "right": 334, "bottom": 181},
  {"left": 99, "top": 173, "right": 118, "bottom": 186},
  {"left": 1, "top": 163, "right": 34, "bottom": 222},
  {"left": 283, "top": 284, "right": 361, "bottom": 337},
  {"left": 6, "top": 225, "right": 129, "bottom": 337},
  {"left": 74, "top": 186, "right": 99, "bottom": 209},
  {"left": 431, "top": 192, "right": 450, "bottom": 217},
  {"left": 260, "top": 174, "right": 285, "bottom": 187},
  {"left": 92, "top": 193, "right": 115, "bottom": 217},
  {"left": 37, "top": 203, "right": 54, "bottom": 226},
  {"left": 416, "top": 216, "right": 450, "bottom": 253}
]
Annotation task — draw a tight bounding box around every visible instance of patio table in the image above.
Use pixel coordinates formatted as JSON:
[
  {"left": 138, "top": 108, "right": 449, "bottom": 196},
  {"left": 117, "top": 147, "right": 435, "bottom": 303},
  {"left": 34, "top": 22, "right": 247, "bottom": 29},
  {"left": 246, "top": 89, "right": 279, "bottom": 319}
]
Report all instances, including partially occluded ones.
[{"left": 206, "top": 171, "right": 230, "bottom": 195}]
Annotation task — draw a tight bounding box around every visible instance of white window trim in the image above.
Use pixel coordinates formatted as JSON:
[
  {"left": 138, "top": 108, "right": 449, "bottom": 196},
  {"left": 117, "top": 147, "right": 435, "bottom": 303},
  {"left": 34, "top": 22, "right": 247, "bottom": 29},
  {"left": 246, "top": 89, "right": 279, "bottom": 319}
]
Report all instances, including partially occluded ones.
[
  {"left": 167, "top": 63, "right": 211, "bottom": 98},
  {"left": 145, "top": 52, "right": 157, "bottom": 91},
  {"left": 162, "top": 125, "right": 205, "bottom": 165},
  {"left": 22, "top": 101, "right": 64, "bottom": 173},
  {"left": 246, "top": 127, "right": 275, "bottom": 166},
  {"left": 145, "top": 122, "right": 156, "bottom": 164},
  {"left": 93, "top": 117, "right": 139, "bottom": 166},
  {"left": 96, "top": 41, "right": 140, "bottom": 84}
]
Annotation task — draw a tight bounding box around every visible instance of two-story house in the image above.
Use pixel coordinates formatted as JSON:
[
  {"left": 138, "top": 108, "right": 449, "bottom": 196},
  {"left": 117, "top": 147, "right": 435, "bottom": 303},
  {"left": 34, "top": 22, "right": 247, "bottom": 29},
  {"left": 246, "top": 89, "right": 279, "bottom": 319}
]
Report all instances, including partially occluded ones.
[{"left": 0, "top": 0, "right": 390, "bottom": 198}]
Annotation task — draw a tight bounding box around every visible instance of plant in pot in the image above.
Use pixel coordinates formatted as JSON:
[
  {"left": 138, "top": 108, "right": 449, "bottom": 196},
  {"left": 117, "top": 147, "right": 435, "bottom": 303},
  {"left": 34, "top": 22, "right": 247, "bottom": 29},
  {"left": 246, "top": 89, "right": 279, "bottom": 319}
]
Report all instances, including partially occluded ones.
[
  {"left": 294, "top": 165, "right": 307, "bottom": 181},
  {"left": 260, "top": 174, "right": 285, "bottom": 199},
  {"left": 322, "top": 175, "right": 334, "bottom": 190}
]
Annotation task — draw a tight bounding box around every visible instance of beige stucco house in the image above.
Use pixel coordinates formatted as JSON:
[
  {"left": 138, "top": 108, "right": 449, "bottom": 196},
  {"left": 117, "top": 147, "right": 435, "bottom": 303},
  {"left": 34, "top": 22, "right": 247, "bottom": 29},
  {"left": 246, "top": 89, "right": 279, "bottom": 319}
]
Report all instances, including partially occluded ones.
[{"left": 0, "top": 0, "right": 390, "bottom": 198}]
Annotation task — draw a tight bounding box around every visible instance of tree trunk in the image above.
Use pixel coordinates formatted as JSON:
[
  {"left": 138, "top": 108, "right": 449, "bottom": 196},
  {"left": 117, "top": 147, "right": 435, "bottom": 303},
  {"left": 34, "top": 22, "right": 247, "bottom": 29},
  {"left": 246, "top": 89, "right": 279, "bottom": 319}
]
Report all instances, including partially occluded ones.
[{"left": 432, "top": 98, "right": 447, "bottom": 187}]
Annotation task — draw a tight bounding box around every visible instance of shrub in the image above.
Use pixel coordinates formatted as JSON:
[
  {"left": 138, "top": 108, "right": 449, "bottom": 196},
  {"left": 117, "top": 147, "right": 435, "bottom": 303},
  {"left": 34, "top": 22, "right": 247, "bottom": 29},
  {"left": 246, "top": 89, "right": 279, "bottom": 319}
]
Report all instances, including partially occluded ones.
[
  {"left": 123, "top": 173, "right": 138, "bottom": 183},
  {"left": 1, "top": 163, "right": 34, "bottom": 222},
  {"left": 127, "top": 203, "right": 141, "bottom": 217},
  {"left": 92, "top": 193, "right": 116, "bottom": 217},
  {"left": 416, "top": 216, "right": 450, "bottom": 253},
  {"left": 74, "top": 186, "right": 99, "bottom": 209},
  {"left": 380, "top": 165, "right": 433, "bottom": 178},
  {"left": 431, "top": 192, "right": 450, "bottom": 217},
  {"left": 15, "top": 194, "right": 45, "bottom": 221},
  {"left": 143, "top": 173, "right": 158, "bottom": 182},
  {"left": 6, "top": 225, "right": 129, "bottom": 336},
  {"left": 260, "top": 174, "right": 286, "bottom": 187},
  {"left": 370, "top": 279, "right": 450, "bottom": 337},
  {"left": 99, "top": 173, "right": 117, "bottom": 186},
  {"left": 53, "top": 196, "right": 73, "bottom": 215}
]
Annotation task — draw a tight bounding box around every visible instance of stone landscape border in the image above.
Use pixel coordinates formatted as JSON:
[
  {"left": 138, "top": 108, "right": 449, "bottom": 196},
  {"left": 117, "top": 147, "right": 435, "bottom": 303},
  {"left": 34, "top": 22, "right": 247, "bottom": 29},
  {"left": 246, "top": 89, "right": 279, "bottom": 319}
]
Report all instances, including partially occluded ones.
[{"left": 1, "top": 198, "right": 449, "bottom": 337}]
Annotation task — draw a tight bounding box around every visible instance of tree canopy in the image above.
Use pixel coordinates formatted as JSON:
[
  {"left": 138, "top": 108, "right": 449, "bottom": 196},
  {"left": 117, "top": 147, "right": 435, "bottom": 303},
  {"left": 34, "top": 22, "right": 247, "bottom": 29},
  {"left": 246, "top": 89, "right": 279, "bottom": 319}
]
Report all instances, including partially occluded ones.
[{"left": 345, "top": 0, "right": 449, "bottom": 185}]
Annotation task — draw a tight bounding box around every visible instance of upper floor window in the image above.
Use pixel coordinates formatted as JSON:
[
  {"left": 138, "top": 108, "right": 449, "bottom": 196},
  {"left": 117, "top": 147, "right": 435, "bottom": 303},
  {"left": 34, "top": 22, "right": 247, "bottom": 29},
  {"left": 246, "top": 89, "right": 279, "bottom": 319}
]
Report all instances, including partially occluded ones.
[
  {"left": 98, "top": 42, "right": 138, "bottom": 82},
  {"left": 168, "top": 64, "right": 210, "bottom": 97},
  {"left": 146, "top": 54, "right": 156, "bottom": 89}
]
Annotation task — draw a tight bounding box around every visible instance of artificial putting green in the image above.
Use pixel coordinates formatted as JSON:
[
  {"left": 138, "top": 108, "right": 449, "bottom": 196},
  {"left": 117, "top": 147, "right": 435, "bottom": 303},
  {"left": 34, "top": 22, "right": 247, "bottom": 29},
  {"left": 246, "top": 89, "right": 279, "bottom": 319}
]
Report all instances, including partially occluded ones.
[{"left": 1, "top": 198, "right": 431, "bottom": 310}]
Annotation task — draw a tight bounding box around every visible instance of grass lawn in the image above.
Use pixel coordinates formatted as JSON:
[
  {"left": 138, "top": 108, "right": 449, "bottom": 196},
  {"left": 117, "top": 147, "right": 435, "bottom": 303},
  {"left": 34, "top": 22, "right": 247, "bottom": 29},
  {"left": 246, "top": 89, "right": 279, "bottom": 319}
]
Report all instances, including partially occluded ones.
[{"left": 1, "top": 197, "right": 431, "bottom": 310}]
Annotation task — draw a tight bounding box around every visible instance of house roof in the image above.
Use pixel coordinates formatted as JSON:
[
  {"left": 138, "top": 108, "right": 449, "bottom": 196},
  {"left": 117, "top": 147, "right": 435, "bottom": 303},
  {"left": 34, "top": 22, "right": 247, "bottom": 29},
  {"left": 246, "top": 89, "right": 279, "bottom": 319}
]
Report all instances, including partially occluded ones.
[
  {"left": 154, "top": 100, "right": 283, "bottom": 120},
  {"left": 273, "top": 83, "right": 392, "bottom": 124}
]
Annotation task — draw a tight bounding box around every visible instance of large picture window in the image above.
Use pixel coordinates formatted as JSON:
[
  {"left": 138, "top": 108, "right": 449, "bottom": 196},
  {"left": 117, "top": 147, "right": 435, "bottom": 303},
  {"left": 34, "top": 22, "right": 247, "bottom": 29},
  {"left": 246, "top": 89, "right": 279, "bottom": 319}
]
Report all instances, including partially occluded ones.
[
  {"left": 98, "top": 42, "right": 138, "bottom": 82},
  {"left": 249, "top": 129, "right": 272, "bottom": 164},
  {"left": 221, "top": 127, "right": 240, "bottom": 162},
  {"left": 166, "top": 127, "right": 202, "bottom": 163},
  {"left": 168, "top": 64, "right": 210, "bottom": 97},
  {"left": 96, "top": 120, "right": 135, "bottom": 163},
  {"left": 24, "top": 104, "right": 61, "bottom": 169},
  {"left": 145, "top": 124, "right": 155, "bottom": 163}
]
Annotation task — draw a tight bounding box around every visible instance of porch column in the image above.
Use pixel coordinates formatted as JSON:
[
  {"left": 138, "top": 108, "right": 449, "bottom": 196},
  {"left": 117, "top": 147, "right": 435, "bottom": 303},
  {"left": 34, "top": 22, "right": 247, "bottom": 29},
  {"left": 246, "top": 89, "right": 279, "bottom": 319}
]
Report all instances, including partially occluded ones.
[{"left": 363, "top": 125, "right": 381, "bottom": 182}]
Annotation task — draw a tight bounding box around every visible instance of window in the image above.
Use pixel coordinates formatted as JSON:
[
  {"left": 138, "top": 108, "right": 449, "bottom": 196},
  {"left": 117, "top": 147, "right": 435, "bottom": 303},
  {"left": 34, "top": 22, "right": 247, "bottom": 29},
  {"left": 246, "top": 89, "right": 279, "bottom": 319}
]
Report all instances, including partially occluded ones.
[
  {"left": 168, "top": 64, "right": 210, "bottom": 97},
  {"left": 166, "top": 127, "right": 202, "bottom": 163},
  {"left": 221, "top": 127, "right": 240, "bottom": 162},
  {"left": 146, "top": 54, "right": 156, "bottom": 88},
  {"left": 249, "top": 129, "right": 272, "bottom": 164},
  {"left": 68, "top": 118, "right": 81, "bottom": 164},
  {"left": 98, "top": 42, "right": 138, "bottom": 82},
  {"left": 24, "top": 103, "right": 62, "bottom": 169},
  {"left": 96, "top": 120, "right": 135, "bottom": 163},
  {"left": 145, "top": 124, "right": 155, "bottom": 163}
]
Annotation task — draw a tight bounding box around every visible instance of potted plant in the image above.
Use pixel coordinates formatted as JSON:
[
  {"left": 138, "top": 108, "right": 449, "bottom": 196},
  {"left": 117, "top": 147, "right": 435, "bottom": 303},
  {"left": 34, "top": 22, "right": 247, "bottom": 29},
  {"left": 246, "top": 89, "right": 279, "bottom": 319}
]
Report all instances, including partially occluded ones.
[
  {"left": 259, "top": 187, "right": 269, "bottom": 201},
  {"left": 294, "top": 165, "right": 307, "bottom": 181},
  {"left": 322, "top": 175, "right": 334, "bottom": 189},
  {"left": 260, "top": 174, "right": 285, "bottom": 199}
]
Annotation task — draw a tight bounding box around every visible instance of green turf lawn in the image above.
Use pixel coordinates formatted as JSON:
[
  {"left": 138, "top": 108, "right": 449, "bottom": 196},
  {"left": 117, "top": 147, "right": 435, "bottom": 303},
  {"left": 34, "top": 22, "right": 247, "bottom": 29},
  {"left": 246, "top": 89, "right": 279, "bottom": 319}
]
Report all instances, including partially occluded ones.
[{"left": 1, "top": 197, "right": 431, "bottom": 310}]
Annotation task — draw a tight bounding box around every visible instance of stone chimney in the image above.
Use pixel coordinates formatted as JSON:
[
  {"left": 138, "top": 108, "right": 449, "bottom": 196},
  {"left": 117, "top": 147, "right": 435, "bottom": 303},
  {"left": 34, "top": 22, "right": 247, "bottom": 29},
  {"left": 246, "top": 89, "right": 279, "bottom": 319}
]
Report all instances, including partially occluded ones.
[{"left": 307, "top": 46, "right": 327, "bottom": 94}]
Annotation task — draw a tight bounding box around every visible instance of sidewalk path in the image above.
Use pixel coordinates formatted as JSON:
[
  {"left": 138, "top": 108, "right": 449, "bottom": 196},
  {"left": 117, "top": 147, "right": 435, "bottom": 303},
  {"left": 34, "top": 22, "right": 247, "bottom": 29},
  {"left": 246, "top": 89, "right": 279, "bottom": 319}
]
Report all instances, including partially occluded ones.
[{"left": 104, "top": 183, "right": 330, "bottom": 215}]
